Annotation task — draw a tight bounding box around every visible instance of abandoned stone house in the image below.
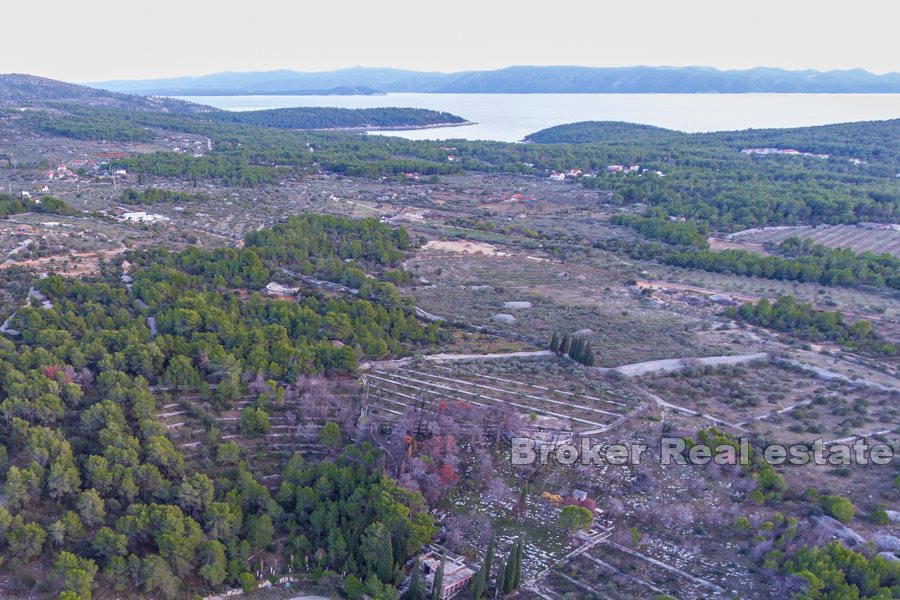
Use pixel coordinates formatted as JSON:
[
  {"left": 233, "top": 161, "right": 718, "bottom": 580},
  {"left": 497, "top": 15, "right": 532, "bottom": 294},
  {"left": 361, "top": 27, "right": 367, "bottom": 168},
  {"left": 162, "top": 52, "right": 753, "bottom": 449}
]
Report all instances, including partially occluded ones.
[{"left": 417, "top": 548, "right": 476, "bottom": 600}]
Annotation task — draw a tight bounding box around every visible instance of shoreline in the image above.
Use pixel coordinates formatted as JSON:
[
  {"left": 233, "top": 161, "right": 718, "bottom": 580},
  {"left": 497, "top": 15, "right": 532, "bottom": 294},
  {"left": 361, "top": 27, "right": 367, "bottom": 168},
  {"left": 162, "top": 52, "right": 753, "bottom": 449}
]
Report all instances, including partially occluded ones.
[{"left": 309, "top": 120, "right": 475, "bottom": 133}]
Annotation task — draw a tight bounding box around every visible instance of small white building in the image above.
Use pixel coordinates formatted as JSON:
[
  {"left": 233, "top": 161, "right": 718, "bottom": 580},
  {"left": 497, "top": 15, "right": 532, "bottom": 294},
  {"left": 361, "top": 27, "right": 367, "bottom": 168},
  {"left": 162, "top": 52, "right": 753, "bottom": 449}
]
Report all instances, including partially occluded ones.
[
  {"left": 121, "top": 212, "right": 170, "bottom": 223},
  {"left": 263, "top": 282, "right": 300, "bottom": 296}
]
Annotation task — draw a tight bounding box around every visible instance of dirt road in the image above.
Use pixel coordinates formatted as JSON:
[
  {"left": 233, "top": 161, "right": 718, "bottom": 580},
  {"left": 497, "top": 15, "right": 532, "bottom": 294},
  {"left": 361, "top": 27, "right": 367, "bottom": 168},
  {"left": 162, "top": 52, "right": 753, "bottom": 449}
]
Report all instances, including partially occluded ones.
[{"left": 612, "top": 352, "right": 769, "bottom": 377}]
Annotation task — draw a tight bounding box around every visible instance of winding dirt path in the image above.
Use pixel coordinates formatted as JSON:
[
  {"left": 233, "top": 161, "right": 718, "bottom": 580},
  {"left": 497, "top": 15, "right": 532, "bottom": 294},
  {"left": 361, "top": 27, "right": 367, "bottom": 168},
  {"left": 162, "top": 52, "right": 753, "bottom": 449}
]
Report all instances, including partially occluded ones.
[{"left": 611, "top": 352, "right": 769, "bottom": 377}]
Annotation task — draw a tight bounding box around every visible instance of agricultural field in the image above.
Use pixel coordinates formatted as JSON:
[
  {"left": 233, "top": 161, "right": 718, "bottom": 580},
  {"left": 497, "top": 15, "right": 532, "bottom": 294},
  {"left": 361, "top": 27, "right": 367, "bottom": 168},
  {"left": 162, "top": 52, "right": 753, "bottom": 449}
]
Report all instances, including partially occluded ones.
[
  {"left": 155, "top": 377, "right": 362, "bottom": 491},
  {"left": 366, "top": 357, "right": 642, "bottom": 435},
  {"left": 522, "top": 406, "right": 768, "bottom": 599},
  {"left": 728, "top": 224, "right": 900, "bottom": 257},
  {"left": 649, "top": 260, "right": 900, "bottom": 331},
  {"left": 405, "top": 246, "right": 759, "bottom": 367},
  {"left": 0, "top": 210, "right": 228, "bottom": 282},
  {"left": 643, "top": 361, "right": 899, "bottom": 442}
]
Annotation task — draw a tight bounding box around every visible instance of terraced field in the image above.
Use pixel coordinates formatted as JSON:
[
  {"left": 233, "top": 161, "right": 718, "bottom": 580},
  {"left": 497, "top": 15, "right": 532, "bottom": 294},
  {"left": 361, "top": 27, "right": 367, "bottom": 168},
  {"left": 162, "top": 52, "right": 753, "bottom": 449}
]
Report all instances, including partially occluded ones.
[
  {"left": 728, "top": 224, "right": 900, "bottom": 257},
  {"left": 154, "top": 380, "right": 362, "bottom": 490},
  {"left": 365, "top": 359, "right": 642, "bottom": 436}
]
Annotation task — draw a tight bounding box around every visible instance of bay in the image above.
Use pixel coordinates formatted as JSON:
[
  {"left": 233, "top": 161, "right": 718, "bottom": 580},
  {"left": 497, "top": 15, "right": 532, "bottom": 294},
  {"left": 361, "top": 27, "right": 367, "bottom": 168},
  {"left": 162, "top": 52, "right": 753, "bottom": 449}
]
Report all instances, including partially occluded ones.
[{"left": 175, "top": 93, "right": 900, "bottom": 142}]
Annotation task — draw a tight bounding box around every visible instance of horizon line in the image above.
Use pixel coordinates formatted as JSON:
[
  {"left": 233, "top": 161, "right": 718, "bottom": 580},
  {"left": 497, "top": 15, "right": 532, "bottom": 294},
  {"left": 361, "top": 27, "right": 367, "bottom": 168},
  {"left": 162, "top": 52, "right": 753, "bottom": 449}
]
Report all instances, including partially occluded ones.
[{"left": 80, "top": 64, "right": 900, "bottom": 85}]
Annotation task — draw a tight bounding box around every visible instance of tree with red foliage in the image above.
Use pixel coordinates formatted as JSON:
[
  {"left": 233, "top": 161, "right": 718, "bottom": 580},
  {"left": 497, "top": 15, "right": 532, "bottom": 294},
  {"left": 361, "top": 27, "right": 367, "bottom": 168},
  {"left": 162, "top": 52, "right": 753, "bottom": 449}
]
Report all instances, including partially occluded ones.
[{"left": 438, "top": 464, "right": 460, "bottom": 486}]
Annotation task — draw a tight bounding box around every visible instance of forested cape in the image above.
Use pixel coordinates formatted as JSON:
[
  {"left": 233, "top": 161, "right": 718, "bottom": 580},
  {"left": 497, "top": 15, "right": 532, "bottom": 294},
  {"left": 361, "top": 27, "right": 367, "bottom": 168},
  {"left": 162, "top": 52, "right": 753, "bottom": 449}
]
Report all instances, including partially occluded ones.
[
  {"left": 208, "top": 106, "right": 466, "bottom": 130},
  {"left": 0, "top": 215, "right": 439, "bottom": 599}
]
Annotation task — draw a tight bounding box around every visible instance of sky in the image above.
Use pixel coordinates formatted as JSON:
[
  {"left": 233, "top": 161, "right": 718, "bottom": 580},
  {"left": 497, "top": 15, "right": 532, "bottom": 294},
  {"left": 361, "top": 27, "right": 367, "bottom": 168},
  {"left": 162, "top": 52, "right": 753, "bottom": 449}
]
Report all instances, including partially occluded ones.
[{"left": 5, "top": 0, "right": 900, "bottom": 82}]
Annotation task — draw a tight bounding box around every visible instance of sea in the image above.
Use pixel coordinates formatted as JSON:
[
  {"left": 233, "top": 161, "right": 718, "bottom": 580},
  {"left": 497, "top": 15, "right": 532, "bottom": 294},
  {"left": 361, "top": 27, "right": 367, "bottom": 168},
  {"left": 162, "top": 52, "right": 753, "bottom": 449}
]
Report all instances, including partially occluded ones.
[{"left": 175, "top": 93, "right": 900, "bottom": 143}]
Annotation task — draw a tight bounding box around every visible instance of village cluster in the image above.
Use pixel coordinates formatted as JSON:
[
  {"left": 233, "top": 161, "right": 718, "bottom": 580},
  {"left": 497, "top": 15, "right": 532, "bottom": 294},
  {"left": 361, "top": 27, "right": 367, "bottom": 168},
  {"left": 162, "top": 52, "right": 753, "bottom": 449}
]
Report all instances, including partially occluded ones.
[{"left": 549, "top": 165, "right": 665, "bottom": 181}]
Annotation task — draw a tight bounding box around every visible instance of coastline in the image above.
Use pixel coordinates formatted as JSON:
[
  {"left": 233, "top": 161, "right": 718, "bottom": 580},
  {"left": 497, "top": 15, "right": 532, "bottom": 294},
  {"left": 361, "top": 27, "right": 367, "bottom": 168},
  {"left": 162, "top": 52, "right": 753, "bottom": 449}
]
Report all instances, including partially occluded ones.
[{"left": 308, "top": 120, "right": 475, "bottom": 133}]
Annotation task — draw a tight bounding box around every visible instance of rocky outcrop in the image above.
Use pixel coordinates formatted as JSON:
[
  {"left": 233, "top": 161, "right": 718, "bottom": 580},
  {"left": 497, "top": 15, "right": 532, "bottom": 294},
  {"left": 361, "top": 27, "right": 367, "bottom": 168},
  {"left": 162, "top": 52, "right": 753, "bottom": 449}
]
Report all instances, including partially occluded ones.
[
  {"left": 811, "top": 515, "right": 865, "bottom": 547},
  {"left": 490, "top": 313, "right": 516, "bottom": 324},
  {"left": 874, "top": 534, "right": 900, "bottom": 553}
]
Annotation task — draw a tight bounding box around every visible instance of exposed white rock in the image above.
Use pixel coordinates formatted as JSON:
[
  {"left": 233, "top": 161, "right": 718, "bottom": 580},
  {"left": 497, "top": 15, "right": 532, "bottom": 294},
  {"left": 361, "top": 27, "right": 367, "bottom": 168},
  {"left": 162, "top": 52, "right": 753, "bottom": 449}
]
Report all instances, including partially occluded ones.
[
  {"left": 503, "top": 301, "right": 532, "bottom": 309},
  {"left": 874, "top": 534, "right": 900, "bottom": 553}
]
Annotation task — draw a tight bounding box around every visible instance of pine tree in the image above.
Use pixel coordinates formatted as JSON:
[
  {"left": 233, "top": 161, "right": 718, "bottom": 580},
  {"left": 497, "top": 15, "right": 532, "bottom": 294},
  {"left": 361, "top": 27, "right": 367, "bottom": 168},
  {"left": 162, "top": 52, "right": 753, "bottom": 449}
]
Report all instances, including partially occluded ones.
[
  {"left": 431, "top": 554, "right": 445, "bottom": 600},
  {"left": 549, "top": 332, "right": 560, "bottom": 353},
  {"left": 3, "top": 466, "right": 29, "bottom": 510}
]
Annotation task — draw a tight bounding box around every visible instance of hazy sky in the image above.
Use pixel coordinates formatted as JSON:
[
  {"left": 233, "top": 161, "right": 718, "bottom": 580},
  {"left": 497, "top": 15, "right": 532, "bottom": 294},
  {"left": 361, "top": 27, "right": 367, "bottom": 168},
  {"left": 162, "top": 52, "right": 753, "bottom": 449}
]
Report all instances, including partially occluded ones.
[{"left": 6, "top": 0, "right": 899, "bottom": 82}]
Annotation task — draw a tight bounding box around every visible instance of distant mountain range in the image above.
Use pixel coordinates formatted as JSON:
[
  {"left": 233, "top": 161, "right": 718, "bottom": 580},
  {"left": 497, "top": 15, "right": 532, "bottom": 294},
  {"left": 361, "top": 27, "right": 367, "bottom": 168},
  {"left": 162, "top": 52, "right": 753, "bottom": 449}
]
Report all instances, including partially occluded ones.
[
  {"left": 88, "top": 66, "right": 900, "bottom": 95},
  {"left": 0, "top": 74, "right": 469, "bottom": 130}
]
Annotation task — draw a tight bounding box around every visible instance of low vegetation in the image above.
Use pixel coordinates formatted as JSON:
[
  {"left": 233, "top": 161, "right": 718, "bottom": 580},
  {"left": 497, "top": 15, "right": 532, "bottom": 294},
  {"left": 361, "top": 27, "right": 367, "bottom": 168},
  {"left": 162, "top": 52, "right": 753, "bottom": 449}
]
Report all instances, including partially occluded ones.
[
  {"left": 121, "top": 188, "right": 214, "bottom": 205},
  {"left": 726, "top": 296, "right": 895, "bottom": 355}
]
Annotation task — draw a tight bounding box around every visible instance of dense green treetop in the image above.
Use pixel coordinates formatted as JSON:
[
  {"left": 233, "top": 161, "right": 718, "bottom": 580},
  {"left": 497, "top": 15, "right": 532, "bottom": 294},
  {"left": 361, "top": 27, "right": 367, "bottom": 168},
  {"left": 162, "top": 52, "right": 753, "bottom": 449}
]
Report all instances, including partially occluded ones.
[
  {"left": 0, "top": 213, "right": 438, "bottom": 598},
  {"left": 0, "top": 193, "right": 75, "bottom": 217}
]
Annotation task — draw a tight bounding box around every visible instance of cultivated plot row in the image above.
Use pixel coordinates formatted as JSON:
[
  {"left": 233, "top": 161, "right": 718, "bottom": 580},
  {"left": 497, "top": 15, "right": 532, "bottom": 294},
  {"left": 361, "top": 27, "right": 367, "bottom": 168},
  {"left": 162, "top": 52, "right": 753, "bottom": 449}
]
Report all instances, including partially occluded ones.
[
  {"left": 731, "top": 225, "right": 900, "bottom": 257},
  {"left": 368, "top": 365, "right": 635, "bottom": 433}
]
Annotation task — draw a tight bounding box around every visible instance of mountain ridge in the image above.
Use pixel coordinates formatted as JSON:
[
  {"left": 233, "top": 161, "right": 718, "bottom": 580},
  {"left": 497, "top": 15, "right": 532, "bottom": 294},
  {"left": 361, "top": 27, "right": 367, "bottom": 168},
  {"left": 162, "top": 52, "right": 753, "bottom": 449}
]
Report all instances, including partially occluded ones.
[
  {"left": 88, "top": 65, "right": 900, "bottom": 95},
  {"left": 0, "top": 73, "right": 217, "bottom": 113}
]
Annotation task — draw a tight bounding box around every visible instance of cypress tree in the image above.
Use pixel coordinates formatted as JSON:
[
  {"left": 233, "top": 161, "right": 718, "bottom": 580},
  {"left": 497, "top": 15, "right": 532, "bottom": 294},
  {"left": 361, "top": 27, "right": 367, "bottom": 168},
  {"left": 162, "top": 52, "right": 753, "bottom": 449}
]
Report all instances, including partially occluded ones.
[
  {"left": 583, "top": 344, "right": 596, "bottom": 367},
  {"left": 403, "top": 558, "right": 423, "bottom": 600},
  {"left": 549, "top": 331, "right": 560, "bottom": 353},
  {"left": 502, "top": 550, "right": 515, "bottom": 593},
  {"left": 484, "top": 531, "right": 495, "bottom": 586},
  {"left": 570, "top": 337, "right": 582, "bottom": 362},
  {"left": 560, "top": 333, "right": 572, "bottom": 356},
  {"left": 495, "top": 556, "right": 507, "bottom": 597},
  {"left": 512, "top": 540, "right": 523, "bottom": 589},
  {"left": 431, "top": 554, "right": 445, "bottom": 600},
  {"left": 377, "top": 532, "right": 394, "bottom": 584},
  {"left": 469, "top": 564, "right": 485, "bottom": 600}
]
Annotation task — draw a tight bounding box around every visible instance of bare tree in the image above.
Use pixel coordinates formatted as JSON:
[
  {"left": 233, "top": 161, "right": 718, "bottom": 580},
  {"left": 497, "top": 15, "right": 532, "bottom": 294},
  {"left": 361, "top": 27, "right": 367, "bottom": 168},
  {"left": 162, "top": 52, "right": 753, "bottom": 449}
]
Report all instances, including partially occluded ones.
[{"left": 443, "top": 514, "right": 491, "bottom": 559}]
